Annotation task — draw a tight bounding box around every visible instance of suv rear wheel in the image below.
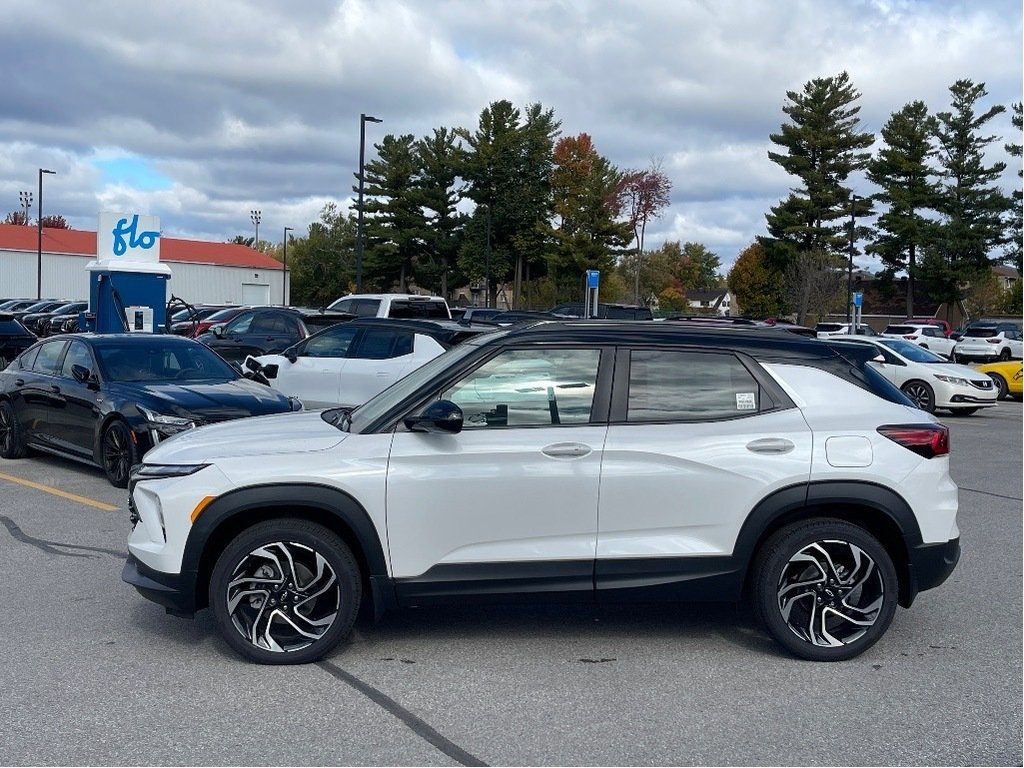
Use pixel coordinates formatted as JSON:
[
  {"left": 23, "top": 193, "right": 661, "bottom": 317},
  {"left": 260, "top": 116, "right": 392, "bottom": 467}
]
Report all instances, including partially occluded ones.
[
  {"left": 209, "top": 520, "right": 361, "bottom": 664},
  {"left": 753, "top": 519, "right": 898, "bottom": 661}
]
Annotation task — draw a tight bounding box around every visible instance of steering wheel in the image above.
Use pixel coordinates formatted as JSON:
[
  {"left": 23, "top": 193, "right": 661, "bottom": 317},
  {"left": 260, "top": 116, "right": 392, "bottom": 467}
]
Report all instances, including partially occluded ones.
[{"left": 174, "top": 367, "right": 200, "bottom": 380}]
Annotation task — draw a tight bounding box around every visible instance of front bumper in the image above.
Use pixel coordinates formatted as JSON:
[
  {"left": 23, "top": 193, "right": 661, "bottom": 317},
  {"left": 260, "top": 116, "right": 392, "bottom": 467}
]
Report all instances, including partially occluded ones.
[
  {"left": 122, "top": 553, "right": 197, "bottom": 617},
  {"left": 902, "top": 536, "right": 960, "bottom": 606}
]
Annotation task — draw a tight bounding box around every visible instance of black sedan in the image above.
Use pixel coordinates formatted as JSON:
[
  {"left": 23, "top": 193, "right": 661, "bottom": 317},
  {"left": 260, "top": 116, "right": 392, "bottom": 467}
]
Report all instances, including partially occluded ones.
[
  {"left": 196, "top": 306, "right": 353, "bottom": 364},
  {"left": 0, "top": 334, "right": 300, "bottom": 487},
  {"left": 1, "top": 313, "right": 37, "bottom": 367}
]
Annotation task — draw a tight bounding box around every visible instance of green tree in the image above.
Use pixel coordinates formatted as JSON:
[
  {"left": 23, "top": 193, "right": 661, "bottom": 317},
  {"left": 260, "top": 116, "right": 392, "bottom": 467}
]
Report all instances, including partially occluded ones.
[
  {"left": 727, "top": 241, "right": 786, "bottom": 318},
  {"left": 547, "top": 133, "right": 631, "bottom": 299},
  {"left": 414, "top": 127, "right": 467, "bottom": 297},
  {"left": 866, "top": 101, "right": 939, "bottom": 317},
  {"left": 1005, "top": 101, "right": 1022, "bottom": 273},
  {"left": 674, "top": 241, "right": 723, "bottom": 291},
  {"left": 287, "top": 203, "right": 357, "bottom": 307},
  {"left": 762, "top": 72, "right": 874, "bottom": 270},
  {"left": 457, "top": 100, "right": 560, "bottom": 308},
  {"left": 360, "top": 133, "right": 426, "bottom": 292},
  {"left": 923, "top": 79, "right": 1012, "bottom": 308},
  {"left": 4, "top": 210, "right": 29, "bottom": 225}
]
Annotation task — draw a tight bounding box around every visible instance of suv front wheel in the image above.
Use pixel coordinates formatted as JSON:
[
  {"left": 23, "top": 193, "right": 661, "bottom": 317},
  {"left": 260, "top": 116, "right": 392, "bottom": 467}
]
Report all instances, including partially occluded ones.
[
  {"left": 209, "top": 519, "right": 362, "bottom": 664},
  {"left": 753, "top": 519, "right": 898, "bottom": 661}
]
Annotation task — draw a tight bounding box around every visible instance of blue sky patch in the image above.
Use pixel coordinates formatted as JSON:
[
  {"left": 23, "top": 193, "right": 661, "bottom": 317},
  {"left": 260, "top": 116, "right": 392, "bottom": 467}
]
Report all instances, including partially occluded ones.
[{"left": 95, "top": 156, "right": 172, "bottom": 191}]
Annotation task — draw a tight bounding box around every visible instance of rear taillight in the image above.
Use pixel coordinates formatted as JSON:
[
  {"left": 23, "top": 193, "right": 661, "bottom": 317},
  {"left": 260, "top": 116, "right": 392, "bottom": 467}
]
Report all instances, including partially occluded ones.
[
  {"left": 903, "top": 335, "right": 916, "bottom": 340},
  {"left": 877, "top": 424, "right": 950, "bottom": 458},
  {"left": 986, "top": 338, "right": 1000, "bottom": 344}
]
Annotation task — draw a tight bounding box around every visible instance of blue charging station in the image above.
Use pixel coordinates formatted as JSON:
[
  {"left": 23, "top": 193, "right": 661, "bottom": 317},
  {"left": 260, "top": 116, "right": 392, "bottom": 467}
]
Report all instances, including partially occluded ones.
[{"left": 83, "top": 213, "right": 171, "bottom": 333}]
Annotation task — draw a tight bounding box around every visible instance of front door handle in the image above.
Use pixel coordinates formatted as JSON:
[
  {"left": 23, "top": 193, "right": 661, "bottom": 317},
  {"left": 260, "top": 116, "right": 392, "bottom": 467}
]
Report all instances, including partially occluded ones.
[
  {"left": 542, "top": 442, "right": 592, "bottom": 459},
  {"left": 50, "top": 384, "right": 61, "bottom": 394},
  {"left": 747, "top": 438, "right": 795, "bottom": 455}
]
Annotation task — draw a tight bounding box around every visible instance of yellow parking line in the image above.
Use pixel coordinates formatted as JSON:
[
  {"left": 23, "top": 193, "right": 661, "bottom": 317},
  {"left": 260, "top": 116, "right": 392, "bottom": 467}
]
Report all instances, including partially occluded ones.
[{"left": 0, "top": 472, "right": 120, "bottom": 512}]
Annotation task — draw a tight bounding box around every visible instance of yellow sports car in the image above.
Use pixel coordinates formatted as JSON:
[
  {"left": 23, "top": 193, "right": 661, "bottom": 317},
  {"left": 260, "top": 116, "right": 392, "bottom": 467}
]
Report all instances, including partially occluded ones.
[{"left": 974, "top": 360, "right": 1023, "bottom": 400}]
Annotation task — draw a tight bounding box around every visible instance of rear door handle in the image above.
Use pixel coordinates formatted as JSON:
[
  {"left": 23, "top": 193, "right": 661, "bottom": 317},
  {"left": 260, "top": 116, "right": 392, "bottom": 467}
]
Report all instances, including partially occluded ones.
[
  {"left": 542, "top": 442, "right": 592, "bottom": 459},
  {"left": 50, "top": 384, "right": 61, "bottom": 393},
  {"left": 746, "top": 438, "right": 795, "bottom": 454},
  {"left": 15, "top": 378, "right": 25, "bottom": 386}
]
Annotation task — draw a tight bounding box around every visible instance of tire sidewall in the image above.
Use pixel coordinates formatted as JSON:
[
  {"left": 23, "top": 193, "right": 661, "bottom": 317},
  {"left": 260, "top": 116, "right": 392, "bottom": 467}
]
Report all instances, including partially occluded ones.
[
  {"left": 209, "top": 520, "right": 361, "bottom": 665},
  {"left": 0, "top": 400, "right": 28, "bottom": 459},
  {"left": 102, "top": 420, "right": 136, "bottom": 488},
  {"left": 754, "top": 519, "right": 898, "bottom": 662},
  {"left": 901, "top": 380, "right": 935, "bottom": 413}
]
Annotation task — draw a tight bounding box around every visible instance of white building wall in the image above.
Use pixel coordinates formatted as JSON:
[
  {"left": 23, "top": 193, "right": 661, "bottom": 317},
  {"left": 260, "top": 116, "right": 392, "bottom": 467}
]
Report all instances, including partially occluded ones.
[{"left": 0, "top": 248, "right": 287, "bottom": 305}]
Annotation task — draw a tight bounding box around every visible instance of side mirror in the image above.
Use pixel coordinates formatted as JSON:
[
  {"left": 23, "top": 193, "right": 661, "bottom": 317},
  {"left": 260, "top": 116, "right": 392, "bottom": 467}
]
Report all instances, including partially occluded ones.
[
  {"left": 284, "top": 346, "right": 299, "bottom": 364},
  {"left": 211, "top": 324, "right": 224, "bottom": 338},
  {"left": 71, "top": 364, "right": 94, "bottom": 385},
  {"left": 263, "top": 363, "right": 279, "bottom": 379},
  {"left": 872, "top": 354, "right": 886, "bottom": 364},
  {"left": 404, "top": 399, "right": 463, "bottom": 434}
]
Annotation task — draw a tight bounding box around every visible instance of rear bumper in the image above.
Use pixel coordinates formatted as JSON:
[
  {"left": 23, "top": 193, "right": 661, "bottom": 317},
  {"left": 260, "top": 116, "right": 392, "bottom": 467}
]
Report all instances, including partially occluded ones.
[
  {"left": 122, "top": 553, "right": 197, "bottom": 617},
  {"left": 902, "top": 537, "right": 960, "bottom": 607}
]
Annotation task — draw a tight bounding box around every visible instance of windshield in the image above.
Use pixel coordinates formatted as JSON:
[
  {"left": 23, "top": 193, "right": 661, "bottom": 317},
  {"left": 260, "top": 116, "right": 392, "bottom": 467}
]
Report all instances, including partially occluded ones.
[
  {"left": 204, "top": 307, "right": 243, "bottom": 323},
  {"left": 884, "top": 325, "right": 916, "bottom": 335},
  {"left": 331, "top": 340, "right": 486, "bottom": 432},
  {"left": 95, "top": 341, "right": 239, "bottom": 382},
  {"left": 877, "top": 338, "right": 945, "bottom": 363}
]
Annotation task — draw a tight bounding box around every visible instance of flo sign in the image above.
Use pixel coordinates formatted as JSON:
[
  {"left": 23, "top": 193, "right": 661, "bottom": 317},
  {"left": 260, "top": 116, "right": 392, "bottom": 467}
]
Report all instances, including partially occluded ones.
[{"left": 97, "top": 212, "right": 161, "bottom": 264}]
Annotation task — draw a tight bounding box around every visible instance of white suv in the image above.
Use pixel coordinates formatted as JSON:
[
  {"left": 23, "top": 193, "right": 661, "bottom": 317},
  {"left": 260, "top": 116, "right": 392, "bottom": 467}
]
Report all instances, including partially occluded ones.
[
  {"left": 326, "top": 293, "right": 451, "bottom": 320},
  {"left": 881, "top": 323, "right": 958, "bottom": 359},
  {"left": 123, "top": 322, "right": 960, "bottom": 664},
  {"left": 952, "top": 323, "right": 1023, "bottom": 363}
]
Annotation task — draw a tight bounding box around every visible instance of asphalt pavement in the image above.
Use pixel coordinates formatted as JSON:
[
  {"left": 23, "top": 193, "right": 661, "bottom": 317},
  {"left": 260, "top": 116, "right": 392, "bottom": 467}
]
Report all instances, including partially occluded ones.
[{"left": 0, "top": 401, "right": 1020, "bottom": 766}]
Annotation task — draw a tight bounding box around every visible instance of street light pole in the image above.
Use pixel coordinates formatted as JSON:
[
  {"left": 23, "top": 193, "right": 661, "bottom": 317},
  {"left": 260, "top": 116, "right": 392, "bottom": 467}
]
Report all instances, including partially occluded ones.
[
  {"left": 251, "top": 209, "right": 261, "bottom": 250},
  {"left": 356, "top": 113, "right": 383, "bottom": 292},
  {"left": 18, "top": 191, "right": 32, "bottom": 225},
  {"left": 847, "top": 193, "right": 858, "bottom": 324},
  {"left": 282, "top": 226, "right": 293, "bottom": 305},
  {"left": 37, "top": 168, "right": 55, "bottom": 300}
]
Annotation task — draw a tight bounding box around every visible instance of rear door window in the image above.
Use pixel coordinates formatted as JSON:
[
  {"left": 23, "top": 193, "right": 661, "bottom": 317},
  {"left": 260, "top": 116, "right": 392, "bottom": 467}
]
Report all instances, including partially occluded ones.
[
  {"left": 32, "top": 340, "right": 67, "bottom": 375},
  {"left": 350, "top": 329, "right": 415, "bottom": 360}
]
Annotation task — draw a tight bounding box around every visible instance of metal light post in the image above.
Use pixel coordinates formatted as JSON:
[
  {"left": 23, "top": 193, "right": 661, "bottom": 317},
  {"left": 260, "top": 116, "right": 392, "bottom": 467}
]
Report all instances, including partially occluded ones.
[
  {"left": 18, "top": 191, "right": 32, "bottom": 225},
  {"left": 282, "top": 226, "right": 293, "bottom": 305},
  {"left": 356, "top": 113, "right": 383, "bottom": 292},
  {"left": 37, "top": 169, "right": 55, "bottom": 300},
  {"left": 250, "top": 209, "right": 261, "bottom": 250},
  {"left": 847, "top": 194, "right": 858, "bottom": 324}
]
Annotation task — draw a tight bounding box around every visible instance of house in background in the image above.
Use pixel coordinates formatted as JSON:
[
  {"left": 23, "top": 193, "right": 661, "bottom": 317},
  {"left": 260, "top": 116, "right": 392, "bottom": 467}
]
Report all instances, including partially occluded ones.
[
  {"left": 684, "top": 288, "right": 733, "bottom": 316},
  {"left": 993, "top": 265, "right": 1020, "bottom": 290}
]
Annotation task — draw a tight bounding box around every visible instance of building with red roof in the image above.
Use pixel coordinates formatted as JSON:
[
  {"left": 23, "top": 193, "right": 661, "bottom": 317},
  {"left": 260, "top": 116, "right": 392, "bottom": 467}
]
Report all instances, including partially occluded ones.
[{"left": 0, "top": 223, "right": 287, "bottom": 305}]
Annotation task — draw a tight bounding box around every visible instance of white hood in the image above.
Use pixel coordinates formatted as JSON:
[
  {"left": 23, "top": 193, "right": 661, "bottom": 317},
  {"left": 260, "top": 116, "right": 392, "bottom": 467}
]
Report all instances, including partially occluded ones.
[
  {"left": 143, "top": 410, "right": 347, "bottom": 464},
  {"left": 926, "top": 362, "right": 993, "bottom": 380}
]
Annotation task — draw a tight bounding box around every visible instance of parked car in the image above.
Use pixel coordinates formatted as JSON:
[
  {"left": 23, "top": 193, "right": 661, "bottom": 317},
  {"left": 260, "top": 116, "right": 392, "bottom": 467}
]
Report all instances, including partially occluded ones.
[
  {"left": 815, "top": 322, "right": 879, "bottom": 338},
  {"left": 881, "top": 323, "right": 957, "bottom": 359},
  {"left": 907, "top": 317, "right": 955, "bottom": 337},
  {"left": 0, "top": 313, "right": 36, "bottom": 367},
  {"left": 42, "top": 310, "right": 86, "bottom": 336},
  {"left": 182, "top": 305, "right": 250, "bottom": 339},
  {"left": 952, "top": 317, "right": 1023, "bottom": 341},
  {"left": 669, "top": 315, "right": 817, "bottom": 337},
  {"left": 550, "top": 302, "right": 654, "bottom": 320},
  {"left": 124, "top": 321, "right": 960, "bottom": 665},
  {"left": 0, "top": 334, "right": 300, "bottom": 487},
  {"left": 457, "top": 307, "right": 505, "bottom": 324},
  {"left": 167, "top": 305, "right": 238, "bottom": 336},
  {"left": 197, "top": 307, "right": 354, "bottom": 364},
  {"left": 11, "top": 299, "right": 70, "bottom": 320},
  {"left": 951, "top": 323, "right": 1023, "bottom": 363},
  {"left": 244, "top": 318, "right": 489, "bottom": 409},
  {"left": 23, "top": 301, "right": 88, "bottom": 336},
  {"left": 832, "top": 336, "right": 997, "bottom": 414},
  {"left": 327, "top": 293, "right": 451, "bottom": 320},
  {"left": 972, "top": 359, "right": 1023, "bottom": 400},
  {"left": 0, "top": 299, "right": 55, "bottom": 313}
]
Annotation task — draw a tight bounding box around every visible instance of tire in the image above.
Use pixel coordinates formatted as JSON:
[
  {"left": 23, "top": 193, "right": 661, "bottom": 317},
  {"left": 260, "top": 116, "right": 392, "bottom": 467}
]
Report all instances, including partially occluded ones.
[
  {"left": 947, "top": 407, "right": 979, "bottom": 416},
  {"left": 209, "top": 519, "right": 361, "bottom": 665},
  {"left": 752, "top": 519, "right": 898, "bottom": 662},
  {"left": 901, "top": 380, "right": 936, "bottom": 413},
  {"left": 101, "top": 420, "right": 137, "bottom": 488},
  {"left": 999, "top": 347, "right": 1011, "bottom": 361},
  {"left": 0, "top": 400, "right": 28, "bottom": 459},
  {"left": 988, "top": 373, "right": 1009, "bottom": 400}
]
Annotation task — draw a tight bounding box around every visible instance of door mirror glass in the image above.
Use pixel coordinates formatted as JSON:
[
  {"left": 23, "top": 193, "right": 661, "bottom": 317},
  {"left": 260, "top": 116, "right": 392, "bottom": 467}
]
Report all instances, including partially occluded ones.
[
  {"left": 71, "top": 364, "right": 92, "bottom": 384},
  {"left": 405, "top": 399, "right": 463, "bottom": 434},
  {"left": 211, "top": 324, "right": 224, "bottom": 338}
]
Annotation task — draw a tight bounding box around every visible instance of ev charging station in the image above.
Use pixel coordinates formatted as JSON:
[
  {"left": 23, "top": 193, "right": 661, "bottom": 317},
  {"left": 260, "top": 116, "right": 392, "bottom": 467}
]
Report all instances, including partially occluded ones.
[
  {"left": 84, "top": 213, "right": 170, "bottom": 333},
  {"left": 583, "top": 270, "right": 600, "bottom": 319}
]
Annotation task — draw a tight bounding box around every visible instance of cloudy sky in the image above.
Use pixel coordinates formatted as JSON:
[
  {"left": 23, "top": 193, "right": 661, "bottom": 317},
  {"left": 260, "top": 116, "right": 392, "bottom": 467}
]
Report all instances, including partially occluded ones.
[{"left": 1, "top": 0, "right": 1020, "bottom": 274}]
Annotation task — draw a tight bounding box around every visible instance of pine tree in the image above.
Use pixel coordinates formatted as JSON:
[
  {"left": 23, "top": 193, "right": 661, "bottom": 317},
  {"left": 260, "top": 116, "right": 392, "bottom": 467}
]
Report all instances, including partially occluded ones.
[
  {"left": 866, "top": 101, "right": 939, "bottom": 316},
  {"left": 1005, "top": 102, "right": 1022, "bottom": 274},
  {"left": 924, "top": 79, "right": 1012, "bottom": 308},
  {"left": 415, "top": 127, "right": 466, "bottom": 297},
  {"left": 762, "top": 72, "right": 874, "bottom": 271}
]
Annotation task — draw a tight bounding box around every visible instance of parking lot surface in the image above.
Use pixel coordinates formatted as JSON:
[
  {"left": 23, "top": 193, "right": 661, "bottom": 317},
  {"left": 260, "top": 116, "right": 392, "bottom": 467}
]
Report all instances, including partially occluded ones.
[{"left": 0, "top": 402, "right": 1021, "bottom": 766}]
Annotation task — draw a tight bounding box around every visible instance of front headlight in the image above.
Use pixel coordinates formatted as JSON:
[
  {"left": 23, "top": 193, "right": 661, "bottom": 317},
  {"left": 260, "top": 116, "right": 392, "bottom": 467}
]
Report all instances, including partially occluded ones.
[
  {"left": 137, "top": 404, "right": 196, "bottom": 434},
  {"left": 133, "top": 463, "right": 209, "bottom": 480},
  {"left": 934, "top": 374, "right": 969, "bottom": 386}
]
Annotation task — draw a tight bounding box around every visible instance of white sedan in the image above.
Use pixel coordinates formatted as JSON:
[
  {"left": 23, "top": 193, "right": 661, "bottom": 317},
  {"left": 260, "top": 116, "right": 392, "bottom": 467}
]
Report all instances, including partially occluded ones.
[
  {"left": 244, "top": 319, "right": 483, "bottom": 409},
  {"left": 833, "top": 337, "right": 998, "bottom": 414}
]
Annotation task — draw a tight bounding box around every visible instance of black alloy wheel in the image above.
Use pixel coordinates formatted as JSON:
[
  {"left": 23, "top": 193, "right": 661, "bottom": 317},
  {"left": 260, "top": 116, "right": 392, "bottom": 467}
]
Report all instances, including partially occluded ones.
[
  {"left": 753, "top": 519, "right": 898, "bottom": 662},
  {"left": 901, "top": 380, "right": 936, "bottom": 413},
  {"left": 101, "top": 420, "right": 136, "bottom": 488},
  {"left": 0, "top": 400, "right": 28, "bottom": 459},
  {"left": 209, "top": 520, "right": 361, "bottom": 665}
]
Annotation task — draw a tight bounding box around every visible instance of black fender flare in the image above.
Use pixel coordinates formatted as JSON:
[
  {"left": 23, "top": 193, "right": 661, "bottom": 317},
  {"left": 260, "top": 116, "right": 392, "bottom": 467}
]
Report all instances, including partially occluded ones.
[{"left": 181, "top": 483, "right": 389, "bottom": 607}]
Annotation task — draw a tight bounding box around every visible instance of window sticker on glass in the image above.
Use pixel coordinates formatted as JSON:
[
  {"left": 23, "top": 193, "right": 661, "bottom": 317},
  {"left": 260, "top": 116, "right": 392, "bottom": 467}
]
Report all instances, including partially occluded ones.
[{"left": 736, "top": 392, "right": 757, "bottom": 410}]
